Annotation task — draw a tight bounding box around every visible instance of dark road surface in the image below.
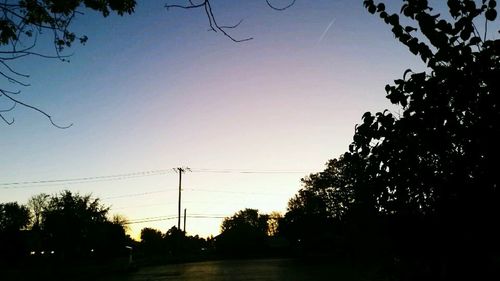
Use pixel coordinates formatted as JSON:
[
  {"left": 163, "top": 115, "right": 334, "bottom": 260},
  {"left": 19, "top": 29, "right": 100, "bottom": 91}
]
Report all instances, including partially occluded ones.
[{"left": 122, "top": 258, "right": 364, "bottom": 281}]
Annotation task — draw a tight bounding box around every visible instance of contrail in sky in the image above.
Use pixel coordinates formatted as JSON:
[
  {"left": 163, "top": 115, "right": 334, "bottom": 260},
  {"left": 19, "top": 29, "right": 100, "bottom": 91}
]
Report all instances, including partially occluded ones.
[{"left": 318, "top": 17, "right": 336, "bottom": 43}]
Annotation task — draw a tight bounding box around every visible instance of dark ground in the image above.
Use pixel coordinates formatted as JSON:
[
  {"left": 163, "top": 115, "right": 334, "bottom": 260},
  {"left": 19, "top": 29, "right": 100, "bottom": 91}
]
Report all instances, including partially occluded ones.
[
  {"left": 3, "top": 257, "right": 376, "bottom": 281},
  {"left": 110, "top": 258, "right": 367, "bottom": 281}
]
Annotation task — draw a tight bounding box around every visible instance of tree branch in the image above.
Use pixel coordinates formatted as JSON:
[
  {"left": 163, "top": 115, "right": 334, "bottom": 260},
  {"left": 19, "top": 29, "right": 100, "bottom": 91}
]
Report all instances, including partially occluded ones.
[
  {"left": 0, "top": 60, "right": 29, "bottom": 78},
  {"left": 266, "top": 0, "right": 296, "bottom": 11},
  {"left": 205, "top": 0, "right": 252, "bottom": 42},
  {"left": 0, "top": 113, "right": 14, "bottom": 125},
  {"left": 0, "top": 102, "right": 16, "bottom": 112},
  {"left": 0, "top": 70, "right": 30, "bottom": 86},
  {"left": 165, "top": 3, "right": 206, "bottom": 10},
  {"left": 0, "top": 1, "right": 136, "bottom": 127},
  {"left": 219, "top": 19, "right": 244, "bottom": 30},
  {"left": 0, "top": 89, "right": 73, "bottom": 129},
  {"left": 165, "top": 0, "right": 253, "bottom": 42}
]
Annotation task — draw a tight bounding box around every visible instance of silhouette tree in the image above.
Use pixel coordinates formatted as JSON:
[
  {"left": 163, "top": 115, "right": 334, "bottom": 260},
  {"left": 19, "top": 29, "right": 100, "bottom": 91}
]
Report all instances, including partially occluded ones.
[
  {"left": 279, "top": 156, "right": 359, "bottom": 255},
  {"left": 0, "top": 202, "right": 30, "bottom": 232},
  {"left": 295, "top": 156, "right": 356, "bottom": 220},
  {"left": 140, "top": 227, "right": 165, "bottom": 256},
  {"left": 138, "top": 226, "right": 209, "bottom": 261},
  {"left": 0, "top": 0, "right": 136, "bottom": 127},
  {"left": 0, "top": 202, "right": 30, "bottom": 264},
  {"left": 267, "top": 211, "right": 282, "bottom": 236},
  {"left": 341, "top": 0, "right": 499, "bottom": 278},
  {"left": 217, "top": 208, "right": 270, "bottom": 257},
  {"left": 40, "top": 190, "right": 125, "bottom": 260},
  {"left": 111, "top": 214, "right": 129, "bottom": 231},
  {"left": 277, "top": 0, "right": 498, "bottom": 278},
  {"left": 221, "top": 208, "right": 269, "bottom": 234},
  {"left": 355, "top": 0, "right": 499, "bottom": 216},
  {"left": 27, "top": 193, "right": 49, "bottom": 230}
]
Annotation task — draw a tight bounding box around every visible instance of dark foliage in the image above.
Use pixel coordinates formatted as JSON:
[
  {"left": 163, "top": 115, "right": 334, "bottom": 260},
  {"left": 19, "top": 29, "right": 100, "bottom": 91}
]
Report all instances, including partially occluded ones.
[
  {"left": 0, "top": 191, "right": 130, "bottom": 268},
  {"left": 216, "top": 209, "right": 270, "bottom": 257},
  {"left": 0, "top": 0, "right": 136, "bottom": 127},
  {"left": 140, "top": 227, "right": 165, "bottom": 256},
  {"left": 0, "top": 202, "right": 30, "bottom": 263},
  {"left": 282, "top": 0, "right": 499, "bottom": 279},
  {"left": 356, "top": 0, "right": 499, "bottom": 279},
  {"left": 138, "top": 226, "right": 209, "bottom": 262},
  {"left": 0, "top": 202, "right": 30, "bottom": 232}
]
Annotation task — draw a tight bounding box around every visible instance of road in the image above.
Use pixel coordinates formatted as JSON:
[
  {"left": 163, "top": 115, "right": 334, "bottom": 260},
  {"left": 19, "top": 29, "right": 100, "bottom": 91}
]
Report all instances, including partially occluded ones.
[{"left": 122, "top": 258, "right": 363, "bottom": 281}]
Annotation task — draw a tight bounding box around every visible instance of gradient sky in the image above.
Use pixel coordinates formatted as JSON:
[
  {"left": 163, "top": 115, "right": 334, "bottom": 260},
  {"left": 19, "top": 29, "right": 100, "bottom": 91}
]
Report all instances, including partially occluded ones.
[{"left": 1, "top": 0, "right": 432, "bottom": 238}]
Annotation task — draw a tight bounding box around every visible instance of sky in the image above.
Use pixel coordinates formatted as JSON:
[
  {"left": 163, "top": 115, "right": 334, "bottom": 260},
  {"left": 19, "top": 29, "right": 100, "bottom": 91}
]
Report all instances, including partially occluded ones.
[{"left": 0, "top": 0, "right": 430, "bottom": 239}]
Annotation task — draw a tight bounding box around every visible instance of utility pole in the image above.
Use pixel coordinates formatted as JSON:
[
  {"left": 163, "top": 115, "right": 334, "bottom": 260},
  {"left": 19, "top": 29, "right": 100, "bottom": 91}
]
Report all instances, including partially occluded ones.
[
  {"left": 183, "top": 208, "right": 187, "bottom": 233},
  {"left": 174, "top": 167, "right": 190, "bottom": 230}
]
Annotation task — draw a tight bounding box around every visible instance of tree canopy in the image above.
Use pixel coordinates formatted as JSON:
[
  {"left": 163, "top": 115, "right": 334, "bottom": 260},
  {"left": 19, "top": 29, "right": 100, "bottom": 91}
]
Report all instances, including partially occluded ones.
[
  {"left": 1, "top": 191, "right": 130, "bottom": 265},
  {"left": 279, "top": 0, "right": 499, "bottom": 278},
  {"left": 217, "top": 209, "right": 271, "bottom": 257},
  {"left": 356, "top": 0, "right": 499, "bottom": 215},
  {"left": 0, "top": 0, "right": 136, "bottom": 127},
  {"left": 0, "top": 202, "right": 31, "bottom": 263},
  {"left": 0, "top": 202, "right": 30, "bottom": 232}
]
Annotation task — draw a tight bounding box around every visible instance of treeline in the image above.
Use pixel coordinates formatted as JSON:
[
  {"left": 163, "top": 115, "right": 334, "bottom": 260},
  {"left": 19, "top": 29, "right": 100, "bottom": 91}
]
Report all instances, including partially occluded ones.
[
  {"left": 275, "top": 1, "right": 500, "bottom": 280},
  {"left": 0, "top": 192, "right": 283, "bottom": 267},
  {"left": 0, "top": 191, "right": 283, "bottom": 267},
  {"left": 0, "top": 191, "right": 132, "bottom": 267},
  {"left": 136, "top": 209, "right": 284, "bottom": 261},
  {"left": 137, "top": 226, "right": 210, "bottom": 263}
]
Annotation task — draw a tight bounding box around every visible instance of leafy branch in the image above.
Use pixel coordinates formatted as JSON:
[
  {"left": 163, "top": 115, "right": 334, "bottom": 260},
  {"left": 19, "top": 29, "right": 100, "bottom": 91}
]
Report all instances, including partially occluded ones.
[{"left": 0, "top": 0, "right": 136, "bottom": 127}]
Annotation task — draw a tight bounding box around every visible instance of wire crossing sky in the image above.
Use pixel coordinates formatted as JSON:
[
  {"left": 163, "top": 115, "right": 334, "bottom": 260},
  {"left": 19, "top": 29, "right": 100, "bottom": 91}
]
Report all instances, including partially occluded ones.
[{"left": 0, "top": 0, "right": 439, "bottom": 238}]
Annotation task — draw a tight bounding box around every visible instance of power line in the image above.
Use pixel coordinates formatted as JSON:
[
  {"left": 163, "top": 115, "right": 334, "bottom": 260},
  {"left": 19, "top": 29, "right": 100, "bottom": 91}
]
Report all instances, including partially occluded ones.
[
  {"left": 128, "top": 215, "right": 176, "bottom": 222},
  {"left": 125, "top": 214, "right": 229, "bottom": 225},
  {"left": 128, "top": 213, "right": 229, "bottom": 222},
  {"left": 0, "top": 169, "right": 172, "bottom": 189},
  {"left": 185, "top": 188, "right": 290, "bottom": 196},
  {"left": 103, "top": 187, "right": 291, "bottom": 200},
  {"left": 109, "top": 200, "right": 263, "bottom": 210},
  {"left": 0, "top": 174, "right": 171, "bottom": 190},
  {"left": 0, "top": 167, "right": 313, "bottom": 189},
  {"left": 105, "top": 187, "right": 293, "bottom": 210},
  {"left": 111, "top": 203, "right": 170, "bottom": 210},
  {"left": 188, "top": 215, "right": 228, "bottom": 219},
  {"left": 190, "top": 168, "right": 309, "bottom": 174},
  {"left": 103, "top": 189, "right": 178, "bottom": 200},
  {"left": 126, "top": 216, "right": 177, "bottom": 224}
]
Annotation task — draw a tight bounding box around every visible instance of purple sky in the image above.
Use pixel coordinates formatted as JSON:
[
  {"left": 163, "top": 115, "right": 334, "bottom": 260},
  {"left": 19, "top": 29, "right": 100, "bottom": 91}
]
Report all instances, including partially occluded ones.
[{"left": 1, "top": 0, "right": 433, "bottom": 238}]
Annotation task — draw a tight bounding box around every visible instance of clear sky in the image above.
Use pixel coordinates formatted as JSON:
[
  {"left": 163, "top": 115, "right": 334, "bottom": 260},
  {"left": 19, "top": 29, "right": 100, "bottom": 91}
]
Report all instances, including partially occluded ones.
[{"left": 1, "top": 0, "right": 429, "bottom": 239}]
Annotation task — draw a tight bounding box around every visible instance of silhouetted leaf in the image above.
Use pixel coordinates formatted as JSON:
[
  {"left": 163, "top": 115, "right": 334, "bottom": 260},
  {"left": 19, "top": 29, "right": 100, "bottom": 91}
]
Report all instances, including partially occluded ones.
[
  {"left": 469, "top": 36, "right": 482, "bottom": 45},
  {"left": 485, "top": 8, "right": 497, "bottom": 20},
  {"left": 377, "top": 3, "right": 385, "bottom": 12}
]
